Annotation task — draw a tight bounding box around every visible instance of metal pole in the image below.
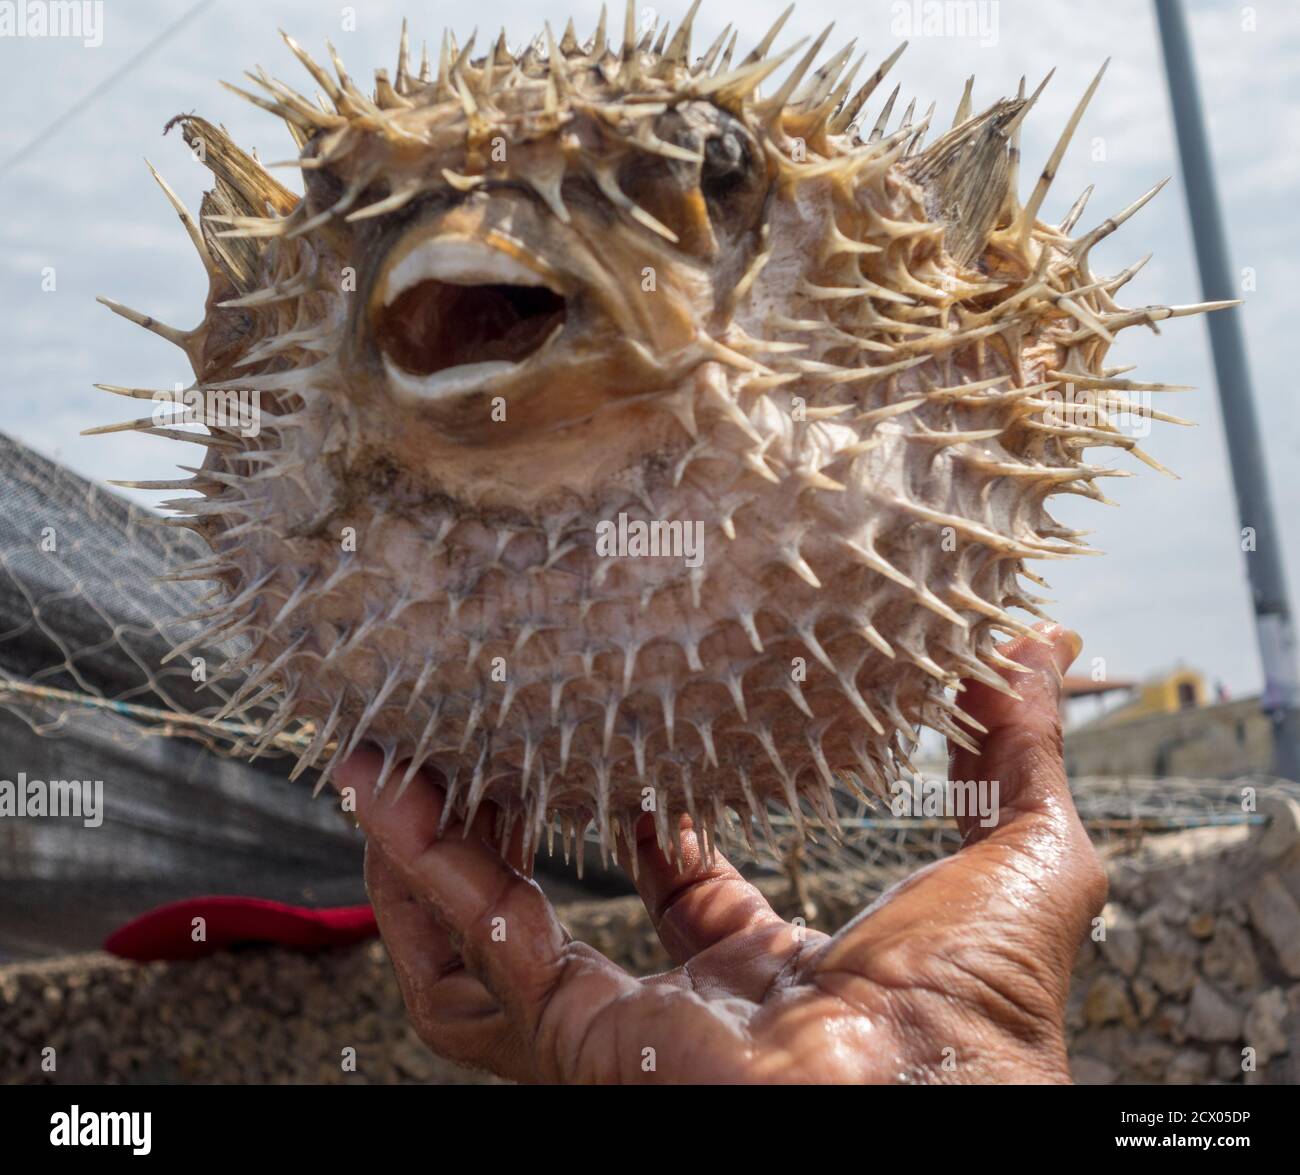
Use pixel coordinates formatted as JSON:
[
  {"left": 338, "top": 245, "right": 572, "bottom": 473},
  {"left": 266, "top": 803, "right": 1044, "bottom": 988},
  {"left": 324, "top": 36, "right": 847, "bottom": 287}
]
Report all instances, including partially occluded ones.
[{"left": 1153, "top": 0, "right": 1300, "bottom": 781}]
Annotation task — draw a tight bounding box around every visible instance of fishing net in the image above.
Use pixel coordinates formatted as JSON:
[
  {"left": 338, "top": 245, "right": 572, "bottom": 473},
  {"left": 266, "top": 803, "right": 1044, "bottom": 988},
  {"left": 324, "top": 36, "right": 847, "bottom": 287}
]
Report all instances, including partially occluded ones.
[{"left": 0, "top": 433, "right": 293, "bottom": 757}]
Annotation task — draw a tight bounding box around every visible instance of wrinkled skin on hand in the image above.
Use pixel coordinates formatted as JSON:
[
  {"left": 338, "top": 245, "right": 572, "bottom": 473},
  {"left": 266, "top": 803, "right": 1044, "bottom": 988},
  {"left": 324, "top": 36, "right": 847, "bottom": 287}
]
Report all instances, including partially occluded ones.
[{"left": 335, "top": 623, "right": 1106, "bottom": 1084}]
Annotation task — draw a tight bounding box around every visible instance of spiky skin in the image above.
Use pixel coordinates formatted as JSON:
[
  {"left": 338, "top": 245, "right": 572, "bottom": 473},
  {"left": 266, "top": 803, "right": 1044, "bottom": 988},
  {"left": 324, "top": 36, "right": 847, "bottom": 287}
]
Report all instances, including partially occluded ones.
[{"left": 97, "top": 5, "right": 1225, "bottom": 867}]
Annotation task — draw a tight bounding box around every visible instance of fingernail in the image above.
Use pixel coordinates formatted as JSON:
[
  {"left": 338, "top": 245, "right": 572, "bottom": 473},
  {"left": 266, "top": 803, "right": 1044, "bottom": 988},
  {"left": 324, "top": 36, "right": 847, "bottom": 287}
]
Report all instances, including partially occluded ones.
[{"left": 1052, "top": 627, "right": 1083, "bottom": 674}]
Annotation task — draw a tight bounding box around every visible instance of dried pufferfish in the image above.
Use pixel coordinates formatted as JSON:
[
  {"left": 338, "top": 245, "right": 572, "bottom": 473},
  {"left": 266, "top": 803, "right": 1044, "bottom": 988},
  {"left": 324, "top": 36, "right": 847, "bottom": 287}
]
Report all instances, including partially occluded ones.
[{"left": 95, "top": 4, "right": 1229, "bottom": 867}]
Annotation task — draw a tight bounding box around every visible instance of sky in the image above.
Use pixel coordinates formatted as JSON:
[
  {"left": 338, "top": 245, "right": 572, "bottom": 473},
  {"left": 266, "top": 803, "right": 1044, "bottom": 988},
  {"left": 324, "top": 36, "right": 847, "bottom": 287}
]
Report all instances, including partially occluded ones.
[{"left": 0, "top": 0, "right": 1296, "bottom": 699}]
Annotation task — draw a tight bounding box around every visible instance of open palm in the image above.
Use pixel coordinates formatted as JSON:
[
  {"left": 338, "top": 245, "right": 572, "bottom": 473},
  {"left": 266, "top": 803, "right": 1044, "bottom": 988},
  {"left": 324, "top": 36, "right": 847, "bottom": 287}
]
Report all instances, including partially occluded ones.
[{"left": 337, "top": 623, "right": 1105, "bottom": 1084}]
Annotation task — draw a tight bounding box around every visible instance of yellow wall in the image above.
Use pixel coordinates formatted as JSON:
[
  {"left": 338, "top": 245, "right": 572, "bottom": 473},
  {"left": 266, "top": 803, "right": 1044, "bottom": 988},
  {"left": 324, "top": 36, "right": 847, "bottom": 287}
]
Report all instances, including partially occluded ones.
[{"left": 1110, "top": 669, "right": 1206, "bottom": 724}]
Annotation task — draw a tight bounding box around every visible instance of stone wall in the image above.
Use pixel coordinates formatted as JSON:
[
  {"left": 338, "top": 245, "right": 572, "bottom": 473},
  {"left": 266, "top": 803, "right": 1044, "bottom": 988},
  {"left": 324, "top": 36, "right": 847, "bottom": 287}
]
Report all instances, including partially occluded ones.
[
  {"left": 1065, "top": 795, "right": 1300, "bottom": 1084},
  {"left": 2, "top": 803, "right": 1298, "bottom": 1085}
]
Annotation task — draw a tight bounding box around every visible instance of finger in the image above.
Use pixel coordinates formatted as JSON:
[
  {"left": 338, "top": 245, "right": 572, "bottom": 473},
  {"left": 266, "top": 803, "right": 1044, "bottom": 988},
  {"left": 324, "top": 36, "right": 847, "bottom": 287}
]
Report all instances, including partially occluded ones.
[
  {"left": 334, "top": 751, "right": 639, "bottom": 1080},
  {"left": 365, "top": 841, "right": 497, "bottom": 1025},
  {"left": 620, "top": 813, "right": 795, "bottom": 983},
  {"left": 347, "top": 759, "right": 538, "bottom": 1079},
  {"left": 365, "top": 837, "right": 461, "bottom": 983},
  {"left": 812, "top": 625, "right": 1106, "bottom": 1026},
  {"left": 947, "top": 622, "right": 1082, "bottom": 846},
  {"left": 366, "top": 840, "right": 537, "bottom": 1075}
]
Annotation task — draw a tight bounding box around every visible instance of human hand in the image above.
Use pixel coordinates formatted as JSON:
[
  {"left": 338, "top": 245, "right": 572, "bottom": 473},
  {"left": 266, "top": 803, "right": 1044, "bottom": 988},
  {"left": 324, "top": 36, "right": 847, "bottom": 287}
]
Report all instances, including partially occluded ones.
[{"left": 335, "top": 622, "right": 1105, "bottom": 1083}]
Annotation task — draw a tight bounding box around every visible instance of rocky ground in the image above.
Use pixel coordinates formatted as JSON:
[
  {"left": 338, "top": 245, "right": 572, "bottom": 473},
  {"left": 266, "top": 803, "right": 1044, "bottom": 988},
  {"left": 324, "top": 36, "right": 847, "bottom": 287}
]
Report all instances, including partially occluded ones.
[{"left": 2, "top": 800, "right": 1298, "bottom": 1084}]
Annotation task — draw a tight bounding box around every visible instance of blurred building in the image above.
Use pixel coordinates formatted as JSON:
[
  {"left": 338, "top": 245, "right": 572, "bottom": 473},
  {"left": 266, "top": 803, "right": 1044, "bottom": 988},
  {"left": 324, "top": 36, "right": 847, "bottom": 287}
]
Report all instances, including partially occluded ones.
[{"left": 1065, "top": 667, "right": 1273, "bottom": 779}]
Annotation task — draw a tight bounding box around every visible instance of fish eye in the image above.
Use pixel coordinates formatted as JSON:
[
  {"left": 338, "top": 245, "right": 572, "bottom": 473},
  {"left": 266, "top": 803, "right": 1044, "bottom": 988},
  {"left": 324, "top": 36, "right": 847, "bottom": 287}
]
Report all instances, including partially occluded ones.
[{"left": 700, "top": 131, "right": 748, "bottom": 202}]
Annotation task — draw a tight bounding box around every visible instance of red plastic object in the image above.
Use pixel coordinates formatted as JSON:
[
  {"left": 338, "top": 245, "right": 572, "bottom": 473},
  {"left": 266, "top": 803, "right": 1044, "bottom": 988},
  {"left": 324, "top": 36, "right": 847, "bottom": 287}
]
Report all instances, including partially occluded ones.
[{"left": 104, "top": 896, "right": 378, "bottom": 961}]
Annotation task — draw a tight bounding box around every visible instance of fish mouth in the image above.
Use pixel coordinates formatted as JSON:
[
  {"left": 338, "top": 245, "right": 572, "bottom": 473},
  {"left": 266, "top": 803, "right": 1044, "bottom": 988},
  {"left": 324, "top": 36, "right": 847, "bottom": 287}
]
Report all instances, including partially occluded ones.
[{"left": 374, "top": 236, "right": 568, "bottom": 402}]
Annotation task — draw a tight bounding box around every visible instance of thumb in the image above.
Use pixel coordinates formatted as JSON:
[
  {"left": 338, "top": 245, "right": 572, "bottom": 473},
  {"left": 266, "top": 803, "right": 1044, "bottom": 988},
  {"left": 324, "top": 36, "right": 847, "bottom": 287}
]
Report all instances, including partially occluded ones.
[
  {"left": 809, "top": 621, "right": 1106, "bottom": 1043},
  {"left": 948, "top": 622, "right": 1081, "bottom": 846}
]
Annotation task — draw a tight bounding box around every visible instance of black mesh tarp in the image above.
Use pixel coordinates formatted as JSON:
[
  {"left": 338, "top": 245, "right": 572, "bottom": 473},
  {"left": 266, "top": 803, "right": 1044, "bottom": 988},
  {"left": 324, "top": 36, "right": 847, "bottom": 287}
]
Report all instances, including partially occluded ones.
[{"left": 0, "top": 433, "right": 365, "bottom": 961}]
